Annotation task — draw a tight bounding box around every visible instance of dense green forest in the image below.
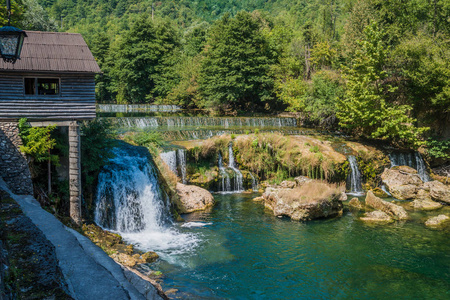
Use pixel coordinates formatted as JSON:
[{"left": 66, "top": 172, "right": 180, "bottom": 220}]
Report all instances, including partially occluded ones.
[{"left": 1, "top": 0, "right": 449, "bottom": 149}]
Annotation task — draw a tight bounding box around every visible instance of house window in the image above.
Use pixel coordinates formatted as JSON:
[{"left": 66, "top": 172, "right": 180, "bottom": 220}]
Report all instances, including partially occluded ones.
[{"left": 24, "top": 78, "right": 60, "bottom": 95}]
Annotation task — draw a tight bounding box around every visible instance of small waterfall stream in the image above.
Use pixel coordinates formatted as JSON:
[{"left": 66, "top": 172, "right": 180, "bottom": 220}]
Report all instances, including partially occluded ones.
[
  {"left": 228, "top": 143, "right": 244, "bottom": 192},
  {"left": 160, "top": 150, "right": 178, "bottom": 175},
  {"left": 249, "top": 172, "right": 258, "bottom": 191},
  {"left": 95, "top": 146, "right": 198, "bottom": 261},
  {"left": 218, "top": 153, "right": 231, "bottom": 192},
  {"left": 159, "top": 149, "right": 188, "bottom": 184},
  {"left": 389, "top": 151, "right": 431, "bottom": 182},
  {"left": 177, "top": 149, "right": 187, "bottom": 184},
  {"left": 347, "top": 155, "right": 364, "bottom": 195},
  {"left": 217, "top": 144, "right": 245, "bottom": 193}
]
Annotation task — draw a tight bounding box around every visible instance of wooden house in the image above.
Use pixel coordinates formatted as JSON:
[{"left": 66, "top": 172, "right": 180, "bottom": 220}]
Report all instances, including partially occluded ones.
[
  {"left": 0, "top": 31, "right": 101, "bottom": 121},
  {"left": 0, "top": 31, "right": 101, "bottom": 225}
]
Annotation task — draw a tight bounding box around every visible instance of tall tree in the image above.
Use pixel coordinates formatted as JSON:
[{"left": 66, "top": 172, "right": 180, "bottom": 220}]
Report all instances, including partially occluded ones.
[
  {"left": 198, "top": 11, "right": 276, "bottom": 112},
  {"left": 109, "top": 16, "right": 179, "bottom": 103},
  {"left": 336, "top": 22, "right": 428, "bottom": 147}
]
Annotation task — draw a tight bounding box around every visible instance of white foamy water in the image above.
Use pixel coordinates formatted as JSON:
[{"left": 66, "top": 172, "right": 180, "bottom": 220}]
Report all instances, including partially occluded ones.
[
  {"left": 181, "top": 222, "right": 213, "bottom": 228},
  {"left": 95, "top": 147, "right": 200, "bottom": 264}
]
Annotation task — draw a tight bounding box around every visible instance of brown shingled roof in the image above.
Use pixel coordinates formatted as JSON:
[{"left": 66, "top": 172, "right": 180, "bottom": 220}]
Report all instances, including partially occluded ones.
[{"left": 0, "top": 31, "right": 102, "bottom": 73}]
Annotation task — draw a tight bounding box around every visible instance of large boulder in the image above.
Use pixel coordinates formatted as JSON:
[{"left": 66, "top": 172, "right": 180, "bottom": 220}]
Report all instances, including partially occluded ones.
[
  {"left": 262, "top": 181, "right": 343, "bottom": 221},
  {"left": 360, "top": 211, "right": 394, "bottom": 223},
  {"left": 381, "top": 166, "right": 423, "bottom": 200},
  {"left": 424, "top": 181, "right": 450, "bottom": 204},
  {"left": 175, "top": 183, "right": 215, "bottom": 213},
  {"left": 411, "top": 199, "right": 443, "bottom": 211},
  {"left": 365, "top": 190, "right": 408, "bottom": 220},
  {"left": 411, "top": 190, "right": 442, "bottom": 210}
]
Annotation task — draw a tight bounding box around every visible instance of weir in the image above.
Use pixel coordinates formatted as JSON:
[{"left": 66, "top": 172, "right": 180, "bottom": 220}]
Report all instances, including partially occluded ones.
[{"left": 107, "top": 116, "right": 298, "bottom": 129}]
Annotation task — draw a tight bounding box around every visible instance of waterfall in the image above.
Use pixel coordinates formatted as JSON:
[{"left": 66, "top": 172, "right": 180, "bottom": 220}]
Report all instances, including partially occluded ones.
[
  {"left": 218, "top": 153, "right": 231, "bottom": 192},
  {"left": 160, "top": 149, "right": 188, "bottom": 184},
  {"left": 414, "top": 152, "right": 431, "bottom": 182},
  {"left": 177, "top": 149, "right": 187, "bottom": 184},
  {"left": 95, "top": 146, "right": 198, "bottom": 261},
  {"left": 347, "top": 155, "right": 364, "bottom": 195},
  {"left": 228, "top": 143, "right": 244, "bottom": 192},
  {"left": 249, "top": 172, "right": 258, "bottom": 191},
  {"left": 160, "top": 151, "right": 178, "bottom": 175},
  {"left": 389, "top": 151, "right": 430, "bottom": 182}
]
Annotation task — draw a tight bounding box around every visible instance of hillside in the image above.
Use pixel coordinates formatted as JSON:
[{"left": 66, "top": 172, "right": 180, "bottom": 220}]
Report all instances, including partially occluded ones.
[{"left": 1, "top": 0, "right": 449, "bottom": 150}]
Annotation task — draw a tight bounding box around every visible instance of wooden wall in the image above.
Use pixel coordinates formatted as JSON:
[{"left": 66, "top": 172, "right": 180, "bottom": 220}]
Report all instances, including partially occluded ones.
[{"left": 0, "top": 72, "right": 96, "bottom": 120}]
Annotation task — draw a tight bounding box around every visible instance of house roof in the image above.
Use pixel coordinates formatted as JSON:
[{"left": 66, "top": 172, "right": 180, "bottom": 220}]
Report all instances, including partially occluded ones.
[{"left": 0, "top": 31, "right": 102, "bottom": 74}]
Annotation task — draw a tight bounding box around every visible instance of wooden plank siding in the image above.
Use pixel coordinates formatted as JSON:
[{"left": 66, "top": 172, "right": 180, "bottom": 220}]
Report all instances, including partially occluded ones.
[{"left": 0, "top": 73, "right": 96, "bottom": 121}]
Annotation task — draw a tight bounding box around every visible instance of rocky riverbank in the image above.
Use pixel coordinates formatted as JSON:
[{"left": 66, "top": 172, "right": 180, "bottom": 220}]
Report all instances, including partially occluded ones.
[{"left": 0, "top": 189, "right": 72, "bottom": 299}]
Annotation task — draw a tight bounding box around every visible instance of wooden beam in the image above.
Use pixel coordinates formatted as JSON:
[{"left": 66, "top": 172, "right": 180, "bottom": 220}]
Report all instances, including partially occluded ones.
[{"left": 68, "top": 121, "right": 82, "bottom": 226}]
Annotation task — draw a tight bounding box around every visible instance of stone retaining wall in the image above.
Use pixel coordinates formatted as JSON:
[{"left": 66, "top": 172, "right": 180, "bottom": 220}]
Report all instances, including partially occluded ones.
[{"left": 0, "top": 122, "right": 33, "bottom": 195}]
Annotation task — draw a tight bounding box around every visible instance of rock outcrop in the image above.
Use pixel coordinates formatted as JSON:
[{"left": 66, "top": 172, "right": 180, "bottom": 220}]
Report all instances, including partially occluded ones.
[
  {"left": 262, "top": 181, "right": 344, "bottom": 221},
  {"left": 175, "top": 183, "right": 215, "bottom": 213},
  {"left": 410, "top": 189, "right": 442, "bottom": 210},
  {"left": 360, "top": 211, "right": 394, "bottom": 223},
  {"left": 348, "top": 197, "right": 363, "bottom": 209},
  {"left": 425, "top": 215, "right": 450, "bottom": 227},
  {"left": 372, "top": 187, "right": 389, "bottom": 198},
  {"left": 365, "top": 190, "right": 408, "bottom": 220},
  {"left": 424, "top": 181, "right": 450, "bottom": 204},
  {"left": 381, "top": 166, "right": 422, "bottom": 200}
]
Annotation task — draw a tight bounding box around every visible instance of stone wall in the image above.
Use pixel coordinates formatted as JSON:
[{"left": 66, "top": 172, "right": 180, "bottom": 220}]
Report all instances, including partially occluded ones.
[{"left": 0, "top": 122, "right": 33, "bottom": 195}]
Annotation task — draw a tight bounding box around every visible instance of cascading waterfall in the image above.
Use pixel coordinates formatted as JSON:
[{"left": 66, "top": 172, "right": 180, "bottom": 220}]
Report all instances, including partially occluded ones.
[
  {"left": 95, "top": 146, "right": 198, "bottom": 262},
  {"left": 228, "top": 143, "right": 244, "bottom": 192},
  {"left": 389, "top": 151, "right": 430, "bottom": 182},
  {"left": 347, "top": 155, "right": 364, "bottom": 195},
  {"left": 218, "top": 153, "right": 231, "bottom": 192},
  {"left": 177, "top": 149, "right": 187, "bottom": 184}
]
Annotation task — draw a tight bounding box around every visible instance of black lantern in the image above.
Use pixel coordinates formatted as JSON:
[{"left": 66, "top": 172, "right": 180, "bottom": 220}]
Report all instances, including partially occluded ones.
[{"left": 0, "top": 0, "right": 27, "bottom": 63}]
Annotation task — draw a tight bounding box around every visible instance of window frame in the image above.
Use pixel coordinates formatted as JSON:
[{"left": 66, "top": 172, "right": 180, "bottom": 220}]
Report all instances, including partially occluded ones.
[{"left": 23, "top": 77, "right": 61, "bottom": 97}]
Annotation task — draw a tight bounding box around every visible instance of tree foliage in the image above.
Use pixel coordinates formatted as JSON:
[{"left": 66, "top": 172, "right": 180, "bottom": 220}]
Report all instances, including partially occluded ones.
[
  {"left": 18, "top": 118, "right": 59, "bottom": 164},
  {"left": 198, "top": 12, "right": 277, "bottom": 112},
  {"left": 336, "top": 22, "right": 428, "bottom": 147}
]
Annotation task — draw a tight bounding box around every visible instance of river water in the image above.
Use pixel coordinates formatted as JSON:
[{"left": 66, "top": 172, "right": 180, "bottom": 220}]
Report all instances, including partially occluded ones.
[
  {"left": 97, "top": 111, "right": 449, "bottom": 299},
  {"left": 140, "top": 193, "right": 450, "bottom": 299}
]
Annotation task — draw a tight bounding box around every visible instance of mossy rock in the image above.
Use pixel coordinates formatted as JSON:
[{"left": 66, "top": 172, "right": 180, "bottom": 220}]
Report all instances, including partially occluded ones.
[{"left": 372, "top": 187, "right": 389, "bottom": 198}]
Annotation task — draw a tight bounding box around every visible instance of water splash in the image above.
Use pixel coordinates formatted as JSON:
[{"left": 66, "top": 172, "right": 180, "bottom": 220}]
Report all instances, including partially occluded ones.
[
  {"left": 95, "top": 147, "right": 198, "bottom": 263},
  {"left": 347, "top": 155, "right": 364, "bottom": 196}
]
